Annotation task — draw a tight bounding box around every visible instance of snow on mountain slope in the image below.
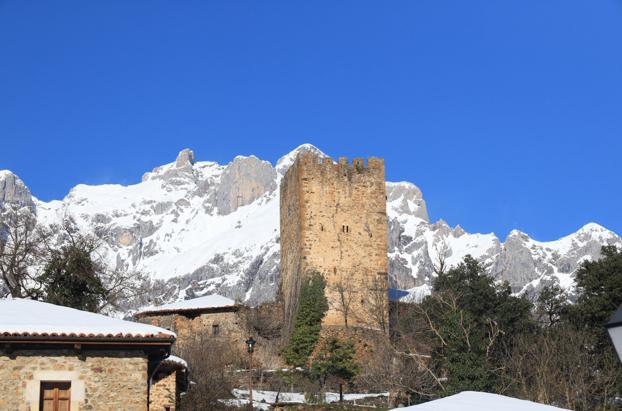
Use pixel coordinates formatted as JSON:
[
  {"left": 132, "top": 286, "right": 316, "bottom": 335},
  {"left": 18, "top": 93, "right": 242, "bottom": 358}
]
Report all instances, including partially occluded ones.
[
  {"left": 492, "top": 222, "right": 621, "bottom": 297},
  {"left": 32, "top": 149, "right": 284, "bottom": 305},
  {"left": 1, "top": 144, "right": 620, "bottom": 306}
]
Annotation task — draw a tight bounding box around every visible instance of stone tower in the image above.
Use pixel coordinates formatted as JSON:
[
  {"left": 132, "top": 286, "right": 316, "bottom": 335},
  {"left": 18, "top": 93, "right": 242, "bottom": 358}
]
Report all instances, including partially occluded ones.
[{"left": 280, "top": 152, "right": 389, "bottom": 336}]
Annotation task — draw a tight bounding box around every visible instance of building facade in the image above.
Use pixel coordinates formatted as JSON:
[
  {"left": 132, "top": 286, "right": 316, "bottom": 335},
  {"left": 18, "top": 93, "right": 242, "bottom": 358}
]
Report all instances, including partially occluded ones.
[
  {"left": 280, "top": 152, "right": 389, "bottom": 335},
  {"left": 0, "top": 298, "right": 176, "bottom": 411},
  {"left": 135, "top": 295, "right": 244, "bottom": 353}
]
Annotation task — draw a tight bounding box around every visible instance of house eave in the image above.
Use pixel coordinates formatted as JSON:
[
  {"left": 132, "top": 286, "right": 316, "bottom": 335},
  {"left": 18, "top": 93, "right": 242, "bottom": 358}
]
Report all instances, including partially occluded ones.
[
  {"left": 0, "top": 335, "right": 175, "bottom": 346},
  {"left": 134, "top": 305, "right": 240, "bottom": 318}
]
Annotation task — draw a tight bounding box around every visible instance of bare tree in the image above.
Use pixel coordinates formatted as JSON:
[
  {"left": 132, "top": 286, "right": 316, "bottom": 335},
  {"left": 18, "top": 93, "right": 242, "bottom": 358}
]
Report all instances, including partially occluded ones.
[
  {"left": 357, "top": 336, "right": 440, "bottom": 407},
  {"left": 0, "top": 204, "right": 50, "bottom": 298},
  {"left": 432, "top": 238, "right": 450, "bottom": 275},
  {"left": 20, "top": 216, "right": 146, "bottom": 312},
  {"left": 178, "top": 330, "right": 242, "bottom": 411},
  {"left": 414, "top": 291, "right": 502, "bottom": 359},
  {"left": 395, "top": 290, "right": 506, "bottom": 402},
  {"left": 56, "top": 218, "right": 147, "bottom": 312},
  {"left": 331, "top": 277, "right": 357, "bottom": 329},
  {"left": 0, "top": 205, "right": 147, "bottom": 310},
  {"left": 502, "top": 325, "right": 621, "bottom": 410},
  {"left": 97, "top": 268, "right": 148, "bottom": 312},
  {"left": 364, "top": 274, "right": 390, "bottom": 333}
]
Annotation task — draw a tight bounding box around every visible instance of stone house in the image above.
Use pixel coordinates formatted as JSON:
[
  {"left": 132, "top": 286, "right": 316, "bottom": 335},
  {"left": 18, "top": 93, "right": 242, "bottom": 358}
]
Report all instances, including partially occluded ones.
[
  {"left": 134, "top": 294, "right": 244, "bottom": 352},
  {"left": 0, "top": 298, "right": 181, "bottom": 411}
]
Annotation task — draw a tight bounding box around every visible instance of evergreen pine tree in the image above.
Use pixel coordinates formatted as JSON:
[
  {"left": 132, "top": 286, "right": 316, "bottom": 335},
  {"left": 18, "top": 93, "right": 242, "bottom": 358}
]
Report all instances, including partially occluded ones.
[
  {"left": 284, "top": 271, "right": 328, "bottom": 367},
  {"left": 535, "top": 283, "right": 568, "bottom": 326},
  {"left": 40, "top": 245, "right": 107, "bottom": 312},
  {"left": 421, "top": 255, "right": 534, "bottom": 396},
  {"left": 572, "top": 246, "right": 622, "bottom": 331},
  {"left": 311, "top": 337, "right": 359, "bottom": 390}
]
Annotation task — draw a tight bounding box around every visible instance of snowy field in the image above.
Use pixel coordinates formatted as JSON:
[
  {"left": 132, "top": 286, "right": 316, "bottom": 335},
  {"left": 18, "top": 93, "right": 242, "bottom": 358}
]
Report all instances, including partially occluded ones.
[{"left": 224, "top": 389, "right": 388, "bottom": 409}]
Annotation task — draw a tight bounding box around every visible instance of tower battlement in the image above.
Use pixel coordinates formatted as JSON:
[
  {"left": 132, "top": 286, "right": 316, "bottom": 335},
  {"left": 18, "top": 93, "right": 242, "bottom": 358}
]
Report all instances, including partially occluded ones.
[
  {"left": 279, "top": 151, "right": 389, "bottom": 337},
  {"left": 298, "top": 152, "right": 384, "bottom": 173}
]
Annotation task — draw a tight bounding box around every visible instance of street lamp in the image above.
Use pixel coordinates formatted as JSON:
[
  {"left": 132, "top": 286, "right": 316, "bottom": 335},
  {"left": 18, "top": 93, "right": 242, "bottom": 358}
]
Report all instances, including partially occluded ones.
[
  {"left": 606, "top": 304, "right": 622, "bottom": 361},
  {"left": 246, "top": 336, "right": 256, "bottom": 354},
  {"left": 245, "top": 337, "right": 256, "bottom": 410}
]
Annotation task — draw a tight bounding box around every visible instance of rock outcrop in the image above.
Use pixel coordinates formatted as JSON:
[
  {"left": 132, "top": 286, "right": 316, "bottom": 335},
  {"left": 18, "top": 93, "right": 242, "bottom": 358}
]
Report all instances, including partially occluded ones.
[
  {"left": 0, "top": 170, "right": 34, "bottom": 208},
  {"left": 386, "top": 182, "right": 429, "bottom": 222},
  {"left": 175, "top": 148, "right": 195, "bottom": 168},
  {"left": 216, "top": 156, "right": 276, "bottom": 215}
]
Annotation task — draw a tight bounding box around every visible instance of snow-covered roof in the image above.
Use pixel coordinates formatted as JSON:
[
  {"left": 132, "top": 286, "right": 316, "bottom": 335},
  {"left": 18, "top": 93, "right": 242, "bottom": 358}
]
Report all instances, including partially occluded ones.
[
  {"left": 162, "top": 355, "right": 188, "bottom": 369},
  {"left": 135, "top": 294, "right": 238, "bottom": 317},
  {"left": 393, "top": 392, "right": 570, "bottom": 411},
  {"left": 0, "top": 298, "right": 175, "bottom": 341}
]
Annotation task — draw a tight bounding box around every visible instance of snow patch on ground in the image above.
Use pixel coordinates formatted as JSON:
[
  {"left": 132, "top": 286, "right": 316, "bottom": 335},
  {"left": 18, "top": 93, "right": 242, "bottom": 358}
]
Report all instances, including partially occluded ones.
[{"left": 231, "top": 389, "right": 388, "bottom": 408}]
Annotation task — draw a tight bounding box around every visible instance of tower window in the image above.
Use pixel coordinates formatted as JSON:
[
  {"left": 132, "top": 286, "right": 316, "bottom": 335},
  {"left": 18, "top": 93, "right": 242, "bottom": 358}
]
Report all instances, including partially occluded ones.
[
  {"left": 342, "top": 225, "right": 350, "bottom": 233},
  {"left": 212, "top": 324, "right": 220, "bottom": 336}
]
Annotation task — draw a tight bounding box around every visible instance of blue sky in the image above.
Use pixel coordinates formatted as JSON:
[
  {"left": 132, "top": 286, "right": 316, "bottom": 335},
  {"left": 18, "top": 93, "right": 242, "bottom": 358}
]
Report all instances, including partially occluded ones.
[{"left": 1, "top": 1, "right": 621, "bottom": 241}]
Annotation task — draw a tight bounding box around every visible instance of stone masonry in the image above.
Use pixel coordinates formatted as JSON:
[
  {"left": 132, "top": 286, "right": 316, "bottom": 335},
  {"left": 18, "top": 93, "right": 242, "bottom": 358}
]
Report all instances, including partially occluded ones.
[
  {"left": 138, "top": 310, "right": 244, "bottom": 353},
  {"left": 0, "top": 349, "right": 148, "bottom": 411},
  {"left": 150, "top": 371, "right": 177, "bottom": 411},
  {"left": 280, "top": 152, "right": 389, "bottom": 335}
]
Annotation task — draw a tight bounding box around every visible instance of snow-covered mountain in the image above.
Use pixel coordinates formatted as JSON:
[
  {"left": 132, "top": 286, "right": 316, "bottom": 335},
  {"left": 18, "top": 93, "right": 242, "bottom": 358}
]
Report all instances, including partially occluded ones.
[{"left": 1, "top": 144, "right": 620, "bottom": 305}]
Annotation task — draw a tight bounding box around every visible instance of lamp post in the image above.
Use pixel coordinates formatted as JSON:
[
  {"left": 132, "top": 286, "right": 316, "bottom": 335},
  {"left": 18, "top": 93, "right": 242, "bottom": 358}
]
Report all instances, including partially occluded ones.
[
  {"left": 245, "top": 337, "right": 256, "bottom": 411},
  {"left": 606, "top": 304, "right": 622, "bottom": 361}
]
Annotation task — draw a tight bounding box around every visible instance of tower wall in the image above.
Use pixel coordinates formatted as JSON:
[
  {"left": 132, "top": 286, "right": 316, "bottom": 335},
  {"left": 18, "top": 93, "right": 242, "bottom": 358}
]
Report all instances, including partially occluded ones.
[{"left": 280, "top": 152, "right": 389, "bottom": 336}]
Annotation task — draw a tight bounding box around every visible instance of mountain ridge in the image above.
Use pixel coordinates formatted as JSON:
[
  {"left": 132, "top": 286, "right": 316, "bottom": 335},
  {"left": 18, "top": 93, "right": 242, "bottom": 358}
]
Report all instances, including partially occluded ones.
[{"left": 1, "top": 144, "right": 620, "bottom": 305}]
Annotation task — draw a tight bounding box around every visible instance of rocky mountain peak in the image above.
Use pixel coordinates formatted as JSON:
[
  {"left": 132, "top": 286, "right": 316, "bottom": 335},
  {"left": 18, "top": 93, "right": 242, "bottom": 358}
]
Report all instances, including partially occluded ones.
[
  {"left": 453, "top": 225, "right": 466, "bottom": 237},
  {"left": 175, "top": 148, "right": 195, "bottom": 168},
  {"left": 141, "top": 149, "right": 201, "bottom": 185},
  {"left": 506, "top": 229, "right": 530, "bottom": 242},
  {"left": 575, "top": 222, "right": 611, "bottom": 237},
  {"left": 386, "top": 181, "right": 429, "bottom": 222},
  {"left": 216, "top": 156, "right": 277, "bottom": 215},
  {"left": 275, "top": 144, "right": 327, "bottom": 176},
  {"left": 0, "top": 170, "right": 34, "bottom": 208}
]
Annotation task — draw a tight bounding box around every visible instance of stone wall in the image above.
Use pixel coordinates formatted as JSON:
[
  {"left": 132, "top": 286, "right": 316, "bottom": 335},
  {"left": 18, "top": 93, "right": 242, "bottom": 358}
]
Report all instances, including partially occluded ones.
[
  {"left": 139, "top": 310, "right": 244, "bottom": 353},
  {"left": 280, "top": 152, "right": 389, "bottom": 333},
  {"left": 279, "top": 157, "right": 304, "bottom": 337},
  {"left": 0, "top": 349, "right": 148, "bottom": 411},
  {"left": 150, "top": 371, "right": 177, "bottom": 411}
]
